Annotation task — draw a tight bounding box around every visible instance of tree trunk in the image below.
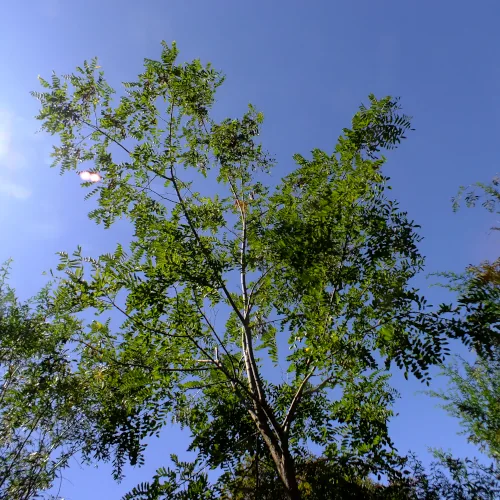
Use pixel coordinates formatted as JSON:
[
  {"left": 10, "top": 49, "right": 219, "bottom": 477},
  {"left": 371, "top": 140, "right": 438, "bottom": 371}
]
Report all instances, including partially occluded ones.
[
  {"left": 242, "top": 324, "right": 301, "bottom": 498},
  {"left": 249, "top": 408, "right": 301, "bottom": 499},
  {"left": 276, "top": 448, "right": 301, "bottom": 500}
]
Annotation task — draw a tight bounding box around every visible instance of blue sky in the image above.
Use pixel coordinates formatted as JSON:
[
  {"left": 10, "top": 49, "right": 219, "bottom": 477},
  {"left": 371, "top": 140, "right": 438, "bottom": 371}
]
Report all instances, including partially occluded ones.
[{"left": 1, "top": 0, "right": 499, "bottom": 497}]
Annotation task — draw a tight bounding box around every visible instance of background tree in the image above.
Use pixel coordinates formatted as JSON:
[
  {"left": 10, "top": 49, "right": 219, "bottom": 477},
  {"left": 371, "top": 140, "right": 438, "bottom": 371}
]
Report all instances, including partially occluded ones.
[
  {"left": 429, "top": 175, "right": 499, "bottom": 468},
  {"left": 0, "top": 260, "right": 86, "bottom": 499},
  {"left": 400, "top": 451, "right": 499, "bottom": 500},
  {"left": 31, "top": 43, "right": 497, "bottom": 499},
  {"left": 429, "top": 261, "right": 500, "bottom": 464}
]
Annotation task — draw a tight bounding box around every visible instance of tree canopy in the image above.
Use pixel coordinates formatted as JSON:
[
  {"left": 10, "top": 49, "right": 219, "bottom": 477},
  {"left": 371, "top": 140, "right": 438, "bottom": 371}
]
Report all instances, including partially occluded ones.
[{"left": 15, "top": 42, "right": 500, "bottom": 498}]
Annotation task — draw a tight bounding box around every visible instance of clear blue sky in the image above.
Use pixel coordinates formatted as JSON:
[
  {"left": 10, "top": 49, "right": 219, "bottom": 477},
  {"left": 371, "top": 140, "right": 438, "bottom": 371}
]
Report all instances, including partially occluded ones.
[{"left": 1, "top": 0, "right": 499, "bottom": 498}]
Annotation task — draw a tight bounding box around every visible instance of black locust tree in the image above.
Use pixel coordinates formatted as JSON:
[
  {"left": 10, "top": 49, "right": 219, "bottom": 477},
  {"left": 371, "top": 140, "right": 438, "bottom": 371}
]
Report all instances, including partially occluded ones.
[{"left": 32, "top": 42, "right": 496, "bottom": 499}]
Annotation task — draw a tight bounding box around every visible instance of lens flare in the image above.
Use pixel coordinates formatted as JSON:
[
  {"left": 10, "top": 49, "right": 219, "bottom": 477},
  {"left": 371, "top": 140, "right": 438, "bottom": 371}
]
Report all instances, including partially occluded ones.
[{"left": 79, "top": 171, "right": 91, "bottom": 181}]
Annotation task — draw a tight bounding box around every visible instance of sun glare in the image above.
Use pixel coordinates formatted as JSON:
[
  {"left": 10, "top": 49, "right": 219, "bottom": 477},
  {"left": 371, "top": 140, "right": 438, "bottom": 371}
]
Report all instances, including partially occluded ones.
[{"left": 79, "top": 171, "right": 101, "bottom": 182}]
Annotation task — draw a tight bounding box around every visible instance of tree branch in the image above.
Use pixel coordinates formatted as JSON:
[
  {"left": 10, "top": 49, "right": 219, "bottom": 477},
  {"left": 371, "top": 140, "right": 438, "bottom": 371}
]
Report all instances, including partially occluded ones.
[
  {"left": 191, "top": 288, "right": 239, "bottom": 382},
  {"left": 302, "top": 374, "right": 340, "bottom": 398},
  {"left": 282, "top": 366, "right": 315, "bottom": 435}
]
